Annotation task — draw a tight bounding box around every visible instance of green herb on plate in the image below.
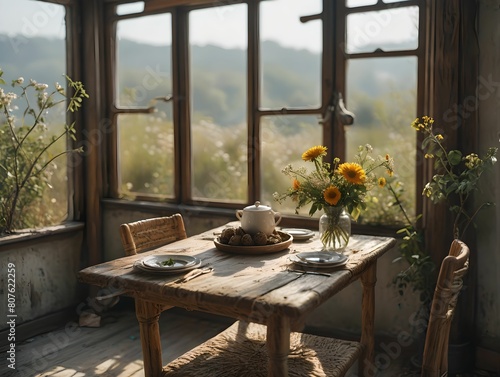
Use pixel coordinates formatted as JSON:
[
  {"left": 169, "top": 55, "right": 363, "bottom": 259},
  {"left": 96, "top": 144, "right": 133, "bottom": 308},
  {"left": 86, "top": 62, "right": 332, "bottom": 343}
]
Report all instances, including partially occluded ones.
[{"left": 161, "top": 258, "right": 175, "bottom": 266}]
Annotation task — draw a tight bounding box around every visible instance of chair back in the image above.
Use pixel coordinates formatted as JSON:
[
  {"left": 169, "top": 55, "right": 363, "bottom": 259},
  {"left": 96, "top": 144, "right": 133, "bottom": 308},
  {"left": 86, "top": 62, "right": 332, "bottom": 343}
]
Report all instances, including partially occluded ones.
[
  {"left": 421, "top": 239, "right": 470, "bottom": 377},
  {"left": 119, "top": 214, "right": 187, "bottom": 256}
]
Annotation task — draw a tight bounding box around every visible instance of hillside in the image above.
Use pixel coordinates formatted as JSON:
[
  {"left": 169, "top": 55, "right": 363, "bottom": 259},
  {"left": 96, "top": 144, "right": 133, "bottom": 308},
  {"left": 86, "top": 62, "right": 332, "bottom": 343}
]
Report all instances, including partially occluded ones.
[{"left": 0, "top": 35, "right": 415, "bottom": 127}]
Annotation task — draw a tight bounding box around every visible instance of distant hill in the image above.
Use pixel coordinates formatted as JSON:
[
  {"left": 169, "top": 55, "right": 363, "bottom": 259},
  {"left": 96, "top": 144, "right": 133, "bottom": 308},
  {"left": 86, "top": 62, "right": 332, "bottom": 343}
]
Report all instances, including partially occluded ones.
[
  {"left": 0, "top": 36, "right": 66, "bottom": 86},
  {"left": 0, "top": 35, "right": 415, "bottom": 127}
]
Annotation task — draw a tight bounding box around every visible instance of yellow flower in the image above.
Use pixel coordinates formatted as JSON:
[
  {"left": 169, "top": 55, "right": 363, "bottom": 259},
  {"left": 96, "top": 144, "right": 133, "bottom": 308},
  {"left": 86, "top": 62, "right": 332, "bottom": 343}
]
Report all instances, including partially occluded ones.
[
  {"left": 411, "top": 118, "right": 424, "bottom": 131},
  {"left": 425, "top": 153, "right": 434, "bottom": 159},
  {"left": 302, "top": 145, "right": 327, "bottom": 162},
  {"left": 423, "top": 183, "right": 432, "bottom": 197},
  {"left": 378, "top": 177, "right": 386, "bottom": 188},
  {"left": 422, "top": 115, "right": 434, "bottom": 125},
  {"left": 323, "top": 185, "right": 341, "bottom": 206},
  {"left": 411, "top": 116, "right": 435, "bottom": 131},
  {"left": 436, "top": 134, "right": 444, "bottom": 141},
  {"left": 292, "top": 179, "right": 301, "bottom": 190},
  {"left": 338, "top": 162, "right": 366, "bottom": 184},
  {"left": 385, "top": 154, "right": 390, "bottom": 161}
]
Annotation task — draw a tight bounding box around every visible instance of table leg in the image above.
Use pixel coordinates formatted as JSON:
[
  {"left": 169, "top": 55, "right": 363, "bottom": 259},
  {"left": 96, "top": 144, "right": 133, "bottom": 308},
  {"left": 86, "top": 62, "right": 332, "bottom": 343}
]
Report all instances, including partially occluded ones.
[
  {"left": 359, "top": 261, "right": 377, "bottom": 377},
  {"left": 266, "top": 315, "right": 290, "bottom": 377},
  {"left": 135, "top": 298, "right": 164, "bottom": 377}
]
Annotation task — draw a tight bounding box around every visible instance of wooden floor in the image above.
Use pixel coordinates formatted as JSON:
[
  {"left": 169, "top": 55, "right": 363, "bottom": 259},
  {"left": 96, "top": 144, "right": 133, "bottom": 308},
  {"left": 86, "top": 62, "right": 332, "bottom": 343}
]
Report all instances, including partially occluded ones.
[
  {"left": 6, "top": 301, "right": 496, "bottom": 377},
  {"left": 10, "top": 301, "right": 232, "bottom": 377}
]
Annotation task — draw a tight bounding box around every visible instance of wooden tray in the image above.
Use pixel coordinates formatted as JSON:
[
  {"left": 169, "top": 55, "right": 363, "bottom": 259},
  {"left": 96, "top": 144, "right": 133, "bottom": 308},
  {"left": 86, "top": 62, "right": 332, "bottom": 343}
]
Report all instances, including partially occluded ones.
[{"left": 213, "top": 231, "right": 293, "bottom": 255}]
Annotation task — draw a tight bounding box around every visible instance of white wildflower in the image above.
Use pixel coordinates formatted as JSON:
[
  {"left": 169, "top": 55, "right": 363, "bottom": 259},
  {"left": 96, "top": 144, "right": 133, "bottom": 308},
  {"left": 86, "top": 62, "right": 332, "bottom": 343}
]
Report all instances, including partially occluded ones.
[
  {"left": 1, "top": 91, "right": 17, "bottom": 106},
  {"left": 35, "top": 83, "right": 49, "bottom": 91},
  {"left": 281, "top": 164, "right": 293, "bottom": 174}
]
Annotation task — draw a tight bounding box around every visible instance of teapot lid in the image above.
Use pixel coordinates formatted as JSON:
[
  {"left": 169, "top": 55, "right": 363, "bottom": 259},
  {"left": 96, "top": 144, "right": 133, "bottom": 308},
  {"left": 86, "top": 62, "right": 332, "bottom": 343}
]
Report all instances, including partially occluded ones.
[{"left": 244, "top": 201, "right": 271, "bottom": 211}]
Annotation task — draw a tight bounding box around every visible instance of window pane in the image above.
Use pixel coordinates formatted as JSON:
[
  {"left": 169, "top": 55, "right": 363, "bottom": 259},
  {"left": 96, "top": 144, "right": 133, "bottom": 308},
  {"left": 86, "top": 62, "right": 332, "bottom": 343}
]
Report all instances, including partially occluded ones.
[
  {"left": 116, "top": 14, "right": 172, "bottom": 107},
  {"left": 117, "top": 2, "right": 145, "bottom": 16},
  {"left": 346, "top": 7, "right": 419, "bottom": 53},
  {"left": 346, "top": 0, "right": 377, "bottom": 7},
  {"left": 260, "top": 0, "right": 322, "bottom": 109},
  {"left": 261, "top": 115, "right": 322, "bottom": 215},
  {"left": 347, "top": 0, "right": 413, "bottom": 6},
  {"left": 117, "top": 103, "right": 175, "bottom": 198},
  {"left": 190, "top": 4, "right": 248, "bottom": 202},
  {"left": 345, "top": 57, "right": 417, "bottom": 225},
  {"left": 115, "top": 13, "right": 174, "bottom": 199},
  {"left": 0, "top": 0, "right": 68, "bottom": 228}
]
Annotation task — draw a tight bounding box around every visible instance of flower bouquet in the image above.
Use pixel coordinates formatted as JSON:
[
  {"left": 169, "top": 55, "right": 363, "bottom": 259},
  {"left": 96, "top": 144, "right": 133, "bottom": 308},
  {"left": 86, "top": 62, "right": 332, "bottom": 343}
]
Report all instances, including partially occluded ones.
[{"left": 274, "top": 145, "right": 394, "bottom": 250}]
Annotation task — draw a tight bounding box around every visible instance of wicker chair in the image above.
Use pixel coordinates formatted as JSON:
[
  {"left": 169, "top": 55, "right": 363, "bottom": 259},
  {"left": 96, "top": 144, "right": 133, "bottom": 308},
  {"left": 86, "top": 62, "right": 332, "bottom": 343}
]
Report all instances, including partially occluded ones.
[
  {"left": 119, "top": 214, "right": 187, "bottom": 256},
  {"left": 92, "top": 215, "right": 187, "bottom": 315},
  {"left": 421, "top": 239, "right": 470, "bottom": 377}
]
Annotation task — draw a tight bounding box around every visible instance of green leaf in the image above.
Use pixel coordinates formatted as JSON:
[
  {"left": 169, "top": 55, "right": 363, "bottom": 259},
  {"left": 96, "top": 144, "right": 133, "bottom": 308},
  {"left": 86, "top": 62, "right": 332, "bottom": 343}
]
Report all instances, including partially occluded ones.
[
  {"left": 448, "top": 150, "right": 462, "bottom": 165},
  {"left": 421, "top": 136, "right": 434, "bottom": 150}
]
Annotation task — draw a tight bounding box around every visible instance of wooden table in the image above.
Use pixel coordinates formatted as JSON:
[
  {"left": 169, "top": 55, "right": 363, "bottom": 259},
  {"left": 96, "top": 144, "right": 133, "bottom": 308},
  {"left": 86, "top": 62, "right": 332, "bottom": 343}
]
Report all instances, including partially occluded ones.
[{"left": 78, "top": 224, "right": 396, "bottom": 377}]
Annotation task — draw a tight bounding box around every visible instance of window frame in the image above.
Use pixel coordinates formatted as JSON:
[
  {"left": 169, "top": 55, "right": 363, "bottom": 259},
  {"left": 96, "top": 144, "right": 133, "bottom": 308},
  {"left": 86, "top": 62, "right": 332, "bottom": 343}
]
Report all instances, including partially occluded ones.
[
  {"left": 336, "top": 0, "right": 427, "bottom": 227},
  {"left": 102, "top": 0, "right": 426, "bottom": 227},
  {"left": 2, "top": 0, "right": 84, "bottom": 227}
]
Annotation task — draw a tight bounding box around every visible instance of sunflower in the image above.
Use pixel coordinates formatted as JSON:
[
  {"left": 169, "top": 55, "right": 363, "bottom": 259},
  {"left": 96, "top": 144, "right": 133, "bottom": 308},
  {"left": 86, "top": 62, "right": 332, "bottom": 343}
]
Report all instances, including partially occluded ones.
[
  {"left": 323, "top": 185, "right": 341, "bottom": 206},
  {"left": 338, "top": 162, "right": 366, "bottom": 185},
  {"left": 302, "top": 145, "right": 327, "bottom": 162},
  {"left": 292, "top": 178, "right": 301, "bottom": 190},
  {"left": 378, "top": 177, "right": 386, "bottom": 188}
]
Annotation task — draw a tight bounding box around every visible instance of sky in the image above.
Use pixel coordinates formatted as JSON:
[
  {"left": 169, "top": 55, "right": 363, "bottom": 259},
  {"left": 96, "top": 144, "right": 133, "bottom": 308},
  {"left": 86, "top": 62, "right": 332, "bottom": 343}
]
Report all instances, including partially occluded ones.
[
  {"left": 0, "top": 0, "right": 66, "bottom": 39},
  {"left": 0, "top": 0, "right": 418, "bottom": 54}
]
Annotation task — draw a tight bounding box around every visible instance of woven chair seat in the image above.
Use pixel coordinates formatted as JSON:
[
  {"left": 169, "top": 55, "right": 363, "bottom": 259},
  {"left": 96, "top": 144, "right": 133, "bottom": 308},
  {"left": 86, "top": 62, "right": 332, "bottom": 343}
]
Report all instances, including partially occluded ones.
[{"left": 164, "top": 321, "right": 362, "bottom": 376}]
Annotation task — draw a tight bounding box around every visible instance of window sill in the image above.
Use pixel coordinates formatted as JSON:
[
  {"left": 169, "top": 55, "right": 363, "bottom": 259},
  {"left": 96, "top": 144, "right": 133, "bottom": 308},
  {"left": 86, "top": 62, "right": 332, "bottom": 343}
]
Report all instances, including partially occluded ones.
[
  {"left": 0, "top": 222, "right": 85, "bottom": 251},
  {"left": 102, "top": 198, "right": 400, "bottom": 238}
]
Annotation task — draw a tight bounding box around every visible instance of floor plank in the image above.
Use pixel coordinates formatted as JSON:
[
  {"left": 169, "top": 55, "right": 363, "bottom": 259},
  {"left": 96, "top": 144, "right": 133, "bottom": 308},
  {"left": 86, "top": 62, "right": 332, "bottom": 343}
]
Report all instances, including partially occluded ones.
[{"left": 9, "top": 303, "right": 232, "bottom": 377}]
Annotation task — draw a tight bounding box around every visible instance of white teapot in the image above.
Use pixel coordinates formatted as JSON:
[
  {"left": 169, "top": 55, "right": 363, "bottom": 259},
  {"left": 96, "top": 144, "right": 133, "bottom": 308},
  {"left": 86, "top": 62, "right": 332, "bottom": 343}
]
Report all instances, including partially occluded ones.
[{"left": 236, "top": 201, "right": 282, "bottom": 236}]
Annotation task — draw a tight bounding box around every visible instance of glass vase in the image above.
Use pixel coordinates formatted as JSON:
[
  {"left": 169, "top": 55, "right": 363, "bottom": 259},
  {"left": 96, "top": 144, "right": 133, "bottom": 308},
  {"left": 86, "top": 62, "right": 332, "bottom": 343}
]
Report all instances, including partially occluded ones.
[{"left": 319, "top": 206, "right": 351, "bottom": 252}]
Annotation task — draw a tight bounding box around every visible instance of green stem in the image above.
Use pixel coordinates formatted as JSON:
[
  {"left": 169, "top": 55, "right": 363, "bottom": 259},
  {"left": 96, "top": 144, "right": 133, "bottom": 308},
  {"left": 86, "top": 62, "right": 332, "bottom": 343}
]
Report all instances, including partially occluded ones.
[
  {"left": 387, "top": 183, "right": 415, "bottom": 229},
  {"left": 320, "top": 207, "right": 350, "bottom": 250}
]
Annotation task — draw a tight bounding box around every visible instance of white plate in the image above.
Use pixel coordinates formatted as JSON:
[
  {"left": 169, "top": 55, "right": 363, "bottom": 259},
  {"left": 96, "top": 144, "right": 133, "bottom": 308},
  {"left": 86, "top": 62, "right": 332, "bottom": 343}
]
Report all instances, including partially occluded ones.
[
  {"left": 134, "top": 258, "right": 202, "bottom": 274},
  {"left": 280, "top": 228, "right": 315, "bottom": 241},
  {"left": 140, "top": 255, "right": 200, "bottom": 271},
  {"left": 290, "top": 252, "right": 348, "bottom": 268}
]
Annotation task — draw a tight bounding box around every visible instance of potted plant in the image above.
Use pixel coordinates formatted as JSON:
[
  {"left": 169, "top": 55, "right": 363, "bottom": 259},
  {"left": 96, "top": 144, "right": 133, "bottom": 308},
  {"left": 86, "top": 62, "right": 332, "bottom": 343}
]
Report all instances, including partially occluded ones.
[
  {"left": 389, "top": 116, "right": 497, "bottom": 367},
  {"left": 414, "top": 116, "right": 497, "bottom": 240},
  {"left": 0, "top": 68, "right": 88, "bottom": 236},
  {"left": 392, "top": 116, "right": 497, "bottom": 298}
]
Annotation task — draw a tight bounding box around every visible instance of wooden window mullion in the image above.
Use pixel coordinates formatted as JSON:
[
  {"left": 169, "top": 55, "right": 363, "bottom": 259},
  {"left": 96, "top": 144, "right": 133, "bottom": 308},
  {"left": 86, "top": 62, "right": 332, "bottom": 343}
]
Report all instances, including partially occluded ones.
[
  {"left": 248, "top": 0, "right": 260, "bottom": 204},
  {"left": 172, "top": 7, "right": 191, "bottom": 203}
]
